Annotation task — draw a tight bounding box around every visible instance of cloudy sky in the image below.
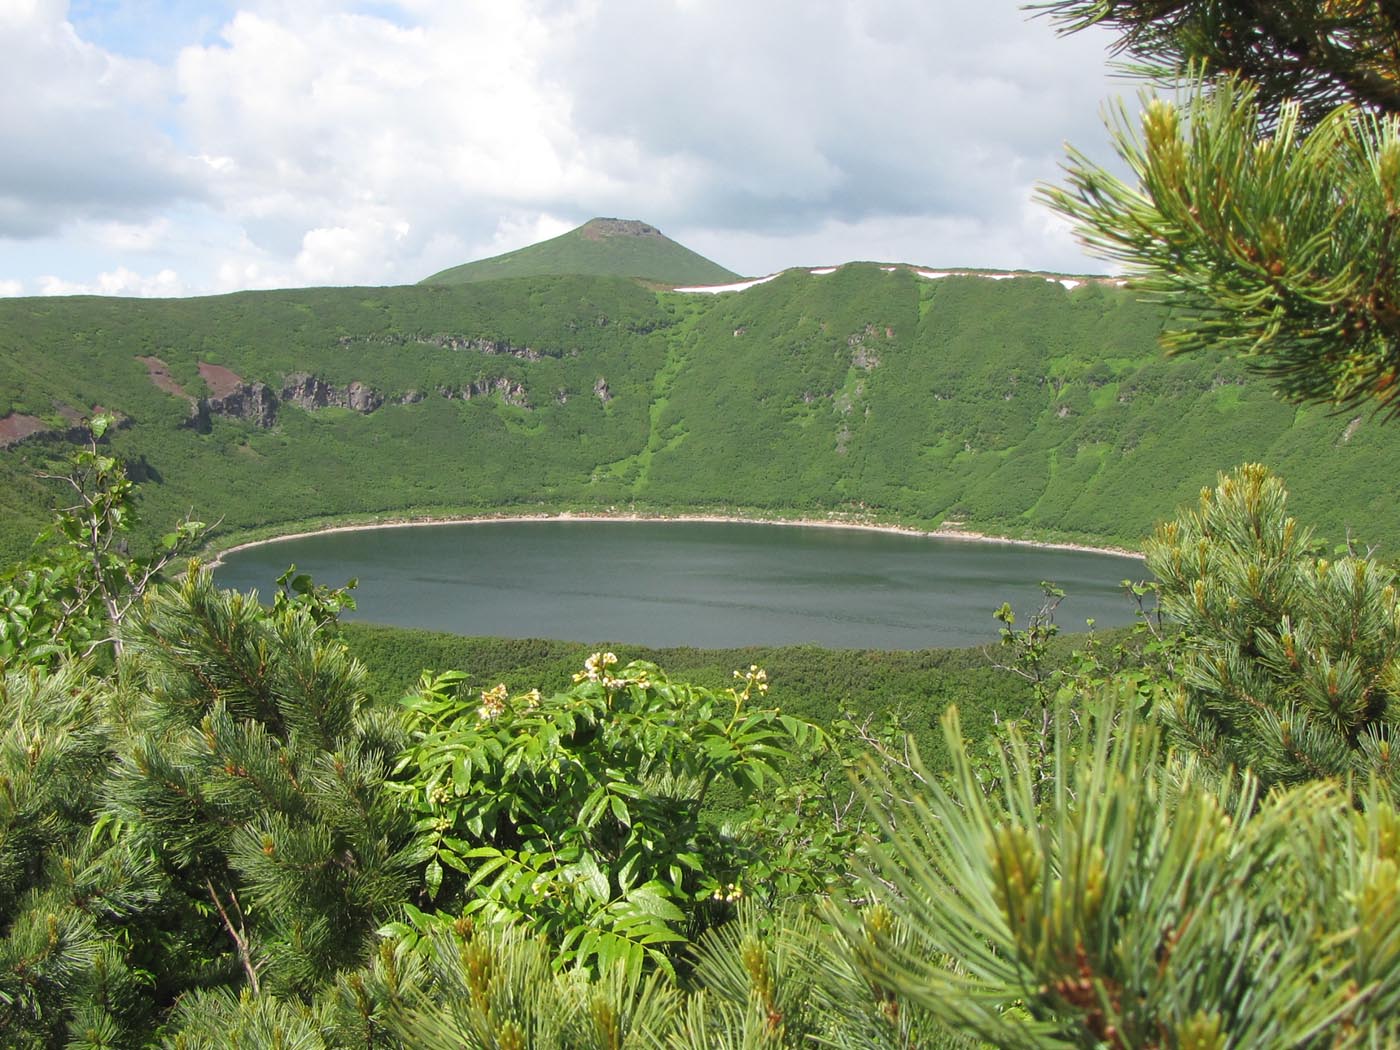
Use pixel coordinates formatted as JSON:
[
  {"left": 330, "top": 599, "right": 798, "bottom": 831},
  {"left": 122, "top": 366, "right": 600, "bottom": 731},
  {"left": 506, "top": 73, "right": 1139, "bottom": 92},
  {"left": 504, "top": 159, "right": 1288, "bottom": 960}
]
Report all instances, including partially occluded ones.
[{"left": 0, "top": 0, "right": 1130, "bottom": 298}]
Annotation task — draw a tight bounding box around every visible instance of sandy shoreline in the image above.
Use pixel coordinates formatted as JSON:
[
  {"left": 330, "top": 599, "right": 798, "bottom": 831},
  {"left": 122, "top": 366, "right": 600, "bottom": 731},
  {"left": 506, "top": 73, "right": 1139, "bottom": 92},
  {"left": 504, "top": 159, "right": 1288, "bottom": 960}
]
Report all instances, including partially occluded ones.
[{"left": 204, "top": 511, "right": 1143, "bottom": 569}]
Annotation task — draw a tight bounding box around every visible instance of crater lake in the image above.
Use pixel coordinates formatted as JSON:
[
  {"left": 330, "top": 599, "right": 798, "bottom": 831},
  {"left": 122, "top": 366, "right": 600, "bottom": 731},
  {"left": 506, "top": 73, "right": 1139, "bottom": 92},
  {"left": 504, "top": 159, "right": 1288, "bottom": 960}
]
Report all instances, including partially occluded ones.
[{"left": 213, "top": 520, "right": 1145, "bottom": 649}]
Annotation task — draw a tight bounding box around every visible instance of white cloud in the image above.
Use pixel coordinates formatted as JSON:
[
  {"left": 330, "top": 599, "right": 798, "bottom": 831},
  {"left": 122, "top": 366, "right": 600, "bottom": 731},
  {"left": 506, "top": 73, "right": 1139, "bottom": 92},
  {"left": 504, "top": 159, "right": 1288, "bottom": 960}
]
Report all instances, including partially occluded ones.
[
  {"left": 38, "top": 266, "right": 186, "bottom": 297},
  {"left": 546, "top": 1, "right": 1123, "bottom": 233},
  {"left": 214, "top": 257, "right": 275, "bottom": 292},
  {"left": 173, "top": 3, "right": 598, "bottom": 274},
  {"left": 678, "top": 190, "right": 1111, "bottom": 279},
  {"left": 293, "top": 210, "right": 412, "bottom": 285},
  {"left": 0, "top": 0, "right": 199, "bottom": 238},
  {"left": 479, "top": 213, "right": 576, "bottom": 259},
  {"left": 0, "top": 1, "right": 1131, "bottom": 293},
  {"left": 0, "top": 278, "right": 23, "bottom": 297},
  {"left": 91, "top": 218, "right": 174, "bottom": 253}
]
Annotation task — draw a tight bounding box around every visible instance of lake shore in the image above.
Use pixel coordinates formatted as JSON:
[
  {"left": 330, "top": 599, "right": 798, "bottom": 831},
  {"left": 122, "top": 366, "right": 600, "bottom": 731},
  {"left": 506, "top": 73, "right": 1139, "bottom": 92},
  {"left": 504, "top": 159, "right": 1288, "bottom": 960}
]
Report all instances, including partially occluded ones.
[{"left": 204, "top": 510, "right": 1144, "bottom": 570}]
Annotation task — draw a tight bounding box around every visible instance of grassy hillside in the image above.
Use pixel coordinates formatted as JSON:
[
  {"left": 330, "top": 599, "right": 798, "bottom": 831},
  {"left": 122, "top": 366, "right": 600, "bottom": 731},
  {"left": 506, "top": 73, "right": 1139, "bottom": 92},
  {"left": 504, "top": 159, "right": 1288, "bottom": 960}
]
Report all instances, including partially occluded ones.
[
  {"left": 421, "top": 217, "right": 741, "bottom": 286},
  {"left": 1, "top": 263, "right": 1395, "bottom": 567}
]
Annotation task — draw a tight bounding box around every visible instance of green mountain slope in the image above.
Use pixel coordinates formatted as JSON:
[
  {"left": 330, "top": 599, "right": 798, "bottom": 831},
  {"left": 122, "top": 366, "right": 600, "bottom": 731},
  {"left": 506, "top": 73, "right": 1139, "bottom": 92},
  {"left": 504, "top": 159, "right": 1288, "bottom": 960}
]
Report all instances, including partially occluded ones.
[
  {"left": 1, "top": 264, "right": 1394, "bottom": 567},
  {"left": 421, "top": 217, "right": 741, "bottom": 286}
]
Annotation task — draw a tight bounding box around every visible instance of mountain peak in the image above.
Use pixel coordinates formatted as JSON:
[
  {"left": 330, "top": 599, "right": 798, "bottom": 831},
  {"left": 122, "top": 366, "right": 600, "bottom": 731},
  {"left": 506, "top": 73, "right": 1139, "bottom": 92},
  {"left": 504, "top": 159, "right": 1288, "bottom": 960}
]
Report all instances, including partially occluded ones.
[
  {"left": 420, "top": 218, "right": 740, "bottom": 287},
  {"left": 578, "top": 218, "right": 663, "bottom": 240}
]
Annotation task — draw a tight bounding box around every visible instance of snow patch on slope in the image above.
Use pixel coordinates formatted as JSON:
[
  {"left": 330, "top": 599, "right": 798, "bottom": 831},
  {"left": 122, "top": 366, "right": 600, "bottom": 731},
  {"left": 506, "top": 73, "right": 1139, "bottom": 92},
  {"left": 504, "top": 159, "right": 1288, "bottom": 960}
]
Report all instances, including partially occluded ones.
[
  {"left": 673, "top": 273, "right": 781, "bottom": 293},
  {"left": 916, "top": 269, "right": 1096, "bottom": 290},
  {"left": 676, "top": 267, "right": 1113, "bottom": 294}
]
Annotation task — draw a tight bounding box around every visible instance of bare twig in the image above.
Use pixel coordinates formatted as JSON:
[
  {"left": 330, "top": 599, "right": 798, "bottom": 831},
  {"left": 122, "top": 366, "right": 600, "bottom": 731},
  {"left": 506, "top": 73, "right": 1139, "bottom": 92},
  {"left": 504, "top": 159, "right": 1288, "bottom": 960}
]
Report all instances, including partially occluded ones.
[{"left": 205, "top": 878, "right": 260, "bottom": 995}]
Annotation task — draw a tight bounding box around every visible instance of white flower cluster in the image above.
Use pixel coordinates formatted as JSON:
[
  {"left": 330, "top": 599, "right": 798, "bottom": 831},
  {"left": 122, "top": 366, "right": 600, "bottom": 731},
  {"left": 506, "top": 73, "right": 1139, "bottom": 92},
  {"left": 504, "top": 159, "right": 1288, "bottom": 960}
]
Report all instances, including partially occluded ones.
[
  {"left": 733, "top": 664, "right": 769, "bottom": 696},
  {"left": 711, "top": 882, "right": 744, "bottom": 902},
  {"left": 573, "top": 651, "right": 620, "bottom": 684},
  {"left": 477, "top": 683, "right": 508, "bottom": 721}
]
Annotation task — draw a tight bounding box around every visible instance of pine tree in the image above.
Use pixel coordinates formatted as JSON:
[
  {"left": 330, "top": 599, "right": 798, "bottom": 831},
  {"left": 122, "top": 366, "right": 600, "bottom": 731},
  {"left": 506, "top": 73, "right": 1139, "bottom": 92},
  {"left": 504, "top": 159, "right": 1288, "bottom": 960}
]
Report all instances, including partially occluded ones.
[
  {"left": 0, "top": 660, "right": 173, "bottom": 1047},
  {"left": 108, "top": 566, "right": 422, "bottom": 1000},
  {"left": 1146, "top": 463, "right": 1400, "bottom": 788},
  {"left": 1036, "top": 1, "right": 1400, "bottom": 412},
  {"left": 852, "top": 686, "right": 1400, "bottom": 1047},
  {"left": 1036, "top": 2, "right": 1400, "bottom": 127}
]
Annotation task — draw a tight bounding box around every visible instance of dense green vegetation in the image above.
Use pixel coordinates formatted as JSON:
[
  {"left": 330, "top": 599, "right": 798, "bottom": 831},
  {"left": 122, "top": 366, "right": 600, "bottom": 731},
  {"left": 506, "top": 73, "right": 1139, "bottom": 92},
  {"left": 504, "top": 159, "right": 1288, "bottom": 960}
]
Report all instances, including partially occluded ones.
[
  {"left": 3, "top": 433, "right": 1399, "bottom": 1047},
  {"left": 3, "top": 263, "right": 1397, "bottom": 569},
  {"left": 420, "top": 217, "right": 740, "bottom": 287},
  {"left": 5, "top": 3, "right": 1399, "bottom": 1045},
  {"left": 0, "top": 435, "right": 1008, "bottom": 1044},
  {"left": 340, "top": 623, "right": 1047, "bottom": 776}
]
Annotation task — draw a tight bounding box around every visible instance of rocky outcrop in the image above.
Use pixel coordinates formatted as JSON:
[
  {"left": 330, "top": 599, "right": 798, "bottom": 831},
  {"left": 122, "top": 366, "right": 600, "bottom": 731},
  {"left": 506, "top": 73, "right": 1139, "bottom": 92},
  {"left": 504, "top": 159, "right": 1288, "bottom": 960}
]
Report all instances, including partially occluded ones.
[
  {"left": 184, "top": 371, "right": 478, "bottom": 431},
  {"left": 281, "top": 373, "right": 385, "bottom": 413},
  {"left": 851, "top": 345, "right": 880, "bottom": 371},
  {"left": 438, "top": 377, "right": 530, "bottom": 407},
  {"left": 338, "top": 332, "right": 555, "bottom": 360},
  {"left": 347, "top": 383, "right": 382, "bottom": 412},
  {"left": 175, "top": 361, "right": 279, "bottom": 432},
  {"left": 188, "top": 383, "right": 279, "bottom": 432},
  {"left": 581, "top": 217, "right": 661, "bottom": 240},
  {"left": 141, "top": 355, "right": 274, "bottom": 432},
  {"left": 426, "top": 335, "right": 543, "bottom": 360},
  {"left": 847, "top": 324, "right": 890, "bottom": 371},
  {"left": 594, "top": 377, "right": 611, "bottom": 404},
  {"left": 280, "top": 373, "right": 335, "bottom": 410}
]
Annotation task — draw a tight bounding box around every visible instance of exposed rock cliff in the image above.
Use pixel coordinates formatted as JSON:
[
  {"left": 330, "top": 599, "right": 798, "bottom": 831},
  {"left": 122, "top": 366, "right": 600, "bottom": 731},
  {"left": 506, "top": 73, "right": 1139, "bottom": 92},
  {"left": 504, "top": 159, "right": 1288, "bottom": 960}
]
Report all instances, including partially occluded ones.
[
  {"left": 438, "top": 377, "right": 530, "bottom": 407},
  {"left": 338, "top": 332, "right": 555, "bottom": 360},
  {"left": 182, "top": 372, "right": 434, "bottom": 431},
  {"left": 188, "top": 383, "right": 279, "bottom": 432},
  {"left": 426, "top": 335, "right": 544, "bottom": 360},
  {"left": 281, "top": 373, "right": 385, "bottom": 413}
]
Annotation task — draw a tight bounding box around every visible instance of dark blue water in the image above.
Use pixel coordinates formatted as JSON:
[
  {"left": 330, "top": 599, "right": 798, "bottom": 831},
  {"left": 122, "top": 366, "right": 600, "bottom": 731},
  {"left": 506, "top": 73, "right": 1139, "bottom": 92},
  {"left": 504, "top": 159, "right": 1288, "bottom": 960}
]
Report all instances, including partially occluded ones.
[{"left": 214, "top": 520, "right": 1144, "bottom": 649}]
